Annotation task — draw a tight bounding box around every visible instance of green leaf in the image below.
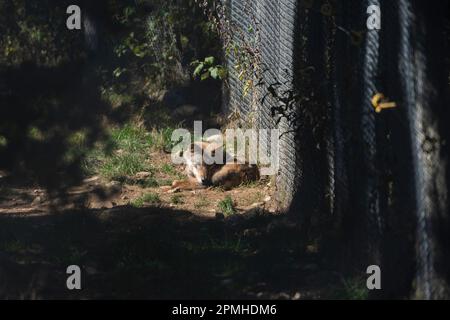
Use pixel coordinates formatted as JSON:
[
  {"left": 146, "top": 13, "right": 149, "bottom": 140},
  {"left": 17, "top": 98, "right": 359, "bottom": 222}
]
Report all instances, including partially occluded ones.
[
  {"left": 204, "top": 56, "right": 215, "bottom": 65},
  {"left": 217, "top": 67, "right": 228, "bottom": 79},
  {"left": 132, "top": 46, "right": 145, "bottom": 58},
  {"left": 201, "top": 72, "right": 210, "bottom": 81},
  {"left": 193, "top": 63, "right": 204, "bottom": 76},
  {"left": 113, "top": 68, "right": 124, "bottom": 78},
  {"left": 210, "top": 67, "right": 219, "bottom": 79}
]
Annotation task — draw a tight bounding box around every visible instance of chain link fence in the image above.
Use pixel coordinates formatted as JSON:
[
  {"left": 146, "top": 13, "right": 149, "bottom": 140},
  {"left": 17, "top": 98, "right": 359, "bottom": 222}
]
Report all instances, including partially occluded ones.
[{"left": 223, "top": 0, "right": 449, "bottom": 299}]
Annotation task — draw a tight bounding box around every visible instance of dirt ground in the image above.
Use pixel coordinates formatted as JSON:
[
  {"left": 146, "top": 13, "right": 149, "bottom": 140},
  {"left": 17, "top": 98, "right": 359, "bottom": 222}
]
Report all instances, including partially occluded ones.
[
  {"left": 0, "top": 152, "right": 277, "bottom": 217},
  {"left": 0, "top": 158, "right": 348, "bottom": 299}
]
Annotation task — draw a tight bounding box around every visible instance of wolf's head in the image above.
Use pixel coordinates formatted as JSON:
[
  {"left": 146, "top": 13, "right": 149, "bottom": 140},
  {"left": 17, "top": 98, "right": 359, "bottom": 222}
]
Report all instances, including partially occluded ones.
[{"left": 181, "top": 141, "right": 223, "bottom": 185}]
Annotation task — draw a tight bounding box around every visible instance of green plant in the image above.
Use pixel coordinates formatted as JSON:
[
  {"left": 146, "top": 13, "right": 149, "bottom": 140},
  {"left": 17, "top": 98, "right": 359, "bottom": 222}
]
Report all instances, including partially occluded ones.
[
  {"left": 191, "top": 56, "right": 227, "bottom": 80},
  {"left": 194, "top": 195, "right": 209, "bottom": 209},
  {"left": 0, "top": 1, "right": 85, "bottom": 67},
  {"left": 79, "top": 122, "right": 156, "bottom": 181},
  {"left": 100, "top": 153, "right": 149, "bottom": 180},
  {"left": 333, "top": 276, "right": 369, "bottom": 300},
  {"left": 109, "top": 0, "right": 221, "bottom": 90},
  {"left": 195, "top": 0, "right": 261, "bottom": 95},
  {"left": 131, "top": 193, "right": 161, "bottom": 208},
  {"left": 135, "top": 177, "right": 159, "bottom": 188},
  {"left": 110, "top": 124, "right": 151, "bottom": 153},
  {"left": 161, "top": 163, "right": 177, "bottom": 176},
  {"left": 170, "top": 194, "right": 184, "bottom": 205},
  {"left": 148, "top": 127, "right": 176, "bottom": 152},
  {"left": 0, "top": 135, "right": 7, "bottom": 147},
  {"left": 182, "top": 237, "right": 244, "bottom": 255},
  {"left": 218, "top": 195, "right": 236, "bottom": 216}
]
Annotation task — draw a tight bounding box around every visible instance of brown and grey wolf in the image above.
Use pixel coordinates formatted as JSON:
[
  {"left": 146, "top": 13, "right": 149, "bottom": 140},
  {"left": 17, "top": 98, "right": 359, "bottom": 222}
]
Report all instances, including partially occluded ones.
[{"left": 168, "top": 140, "right": 259, "bottom": 192}]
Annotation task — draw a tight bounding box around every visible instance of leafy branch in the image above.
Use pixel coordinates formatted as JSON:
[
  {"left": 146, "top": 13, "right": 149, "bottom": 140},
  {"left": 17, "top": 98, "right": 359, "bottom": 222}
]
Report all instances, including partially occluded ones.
[{"left": 191, "top": 56, "right": 227, "bottom": 81}]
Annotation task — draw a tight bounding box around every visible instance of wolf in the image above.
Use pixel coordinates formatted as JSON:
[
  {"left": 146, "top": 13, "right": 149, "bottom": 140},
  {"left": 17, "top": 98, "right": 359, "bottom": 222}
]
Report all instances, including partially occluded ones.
[{"left": 168, "top": 140, "right": 260, "bottom": 191}]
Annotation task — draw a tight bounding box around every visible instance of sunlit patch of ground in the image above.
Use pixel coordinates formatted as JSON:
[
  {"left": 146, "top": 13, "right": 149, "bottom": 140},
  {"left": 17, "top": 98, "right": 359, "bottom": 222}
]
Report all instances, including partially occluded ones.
[{"left": 0, "top": 151, "right": 276, "bottom": 218}]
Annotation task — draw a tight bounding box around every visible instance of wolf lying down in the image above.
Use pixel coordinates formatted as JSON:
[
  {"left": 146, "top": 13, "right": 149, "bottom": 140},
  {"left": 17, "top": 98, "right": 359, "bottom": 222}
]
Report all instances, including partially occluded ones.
[{"left": 165, "top": 140, "right": 260, "bottom": 192}]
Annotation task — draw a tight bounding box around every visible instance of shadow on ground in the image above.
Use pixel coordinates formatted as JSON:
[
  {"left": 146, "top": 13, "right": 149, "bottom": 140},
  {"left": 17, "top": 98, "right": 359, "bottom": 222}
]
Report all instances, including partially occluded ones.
[
  {"left": 0, "top": 202, "right": 343, "bottom": 300},
  {"left": 0, "top": 60, "right": 114, "bottom": 190}
]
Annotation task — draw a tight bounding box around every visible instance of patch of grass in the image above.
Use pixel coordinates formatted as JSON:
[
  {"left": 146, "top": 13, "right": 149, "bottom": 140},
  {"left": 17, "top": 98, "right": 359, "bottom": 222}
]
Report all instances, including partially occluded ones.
[
  {"left": 209, "top": 237, "right": 243, "bottom": 254},
  {"left": 110, "top": 124, "right": 151, "bottom": 153},
  {"left": 101, "top": 88, "right": 134, "bottom": 109},
  {"left": 333, "top": 276, "right": 369, "bottom": 300},
  {"left": 161, "top": 163, "right": 177, "bottom": 176},
  {"left": 136, "top": 177, "right": 159, "bottom": 188},
  {"left": 67, "top": 130, "right": 89, "bottom": 147},
  {"left": 113, "top": 175, "right": 159, "bottom": 188},
  {"left": 57, "top": 246, "right": 86, "bottom": 266},
  {"left": 240, "top": 179, "right": 261, "bottom": 188},
  {"left": 194, "top": 195, "right": 209, "bottom": 209},
  {"left": 0, "top": 135, "right": 7, "bottom": 147},
  {"left": 131, "top": 193, "right": 161, "bottom": 208},
  {"left": 183, "top": 237, "right": 246, "bottom": 255},
  {"left": 0, "top": 240, "right": 28, "bottom": 254},
  {"left": 148, "top": 127, "right": 175, "bottom": 152},
  {"left": 100, "top": 153, "right": 150, "bottom": 180},
  {"left": 218, "top": 195, "right": 236, "bottom": 216},
  {"left": 66, "top": 119, "right": 178, "bottom": 183},
  {"left": 157, "top": 178, "right": 173, "bottom": 187},
  {"left": 170, "top": 194, "right": 184, "bottom": 205},
  {"left": 63, "top": 130, "right": 92, "bottom": 165},
  {"left": 87, "top": 123, "right": 156, "bottom": 181},
  {"left": 160, "top": 163, "right": 184, "bottom": 181}
]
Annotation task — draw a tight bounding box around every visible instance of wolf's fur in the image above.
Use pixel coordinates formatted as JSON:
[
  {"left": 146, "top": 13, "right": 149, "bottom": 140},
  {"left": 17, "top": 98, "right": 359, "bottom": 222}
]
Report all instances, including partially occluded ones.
[
  {"left": 169, "top": 141, "right": 259, "bottom": 191},
  {"left": 211, "top": 163, "right": 260, "bottom": 190}
]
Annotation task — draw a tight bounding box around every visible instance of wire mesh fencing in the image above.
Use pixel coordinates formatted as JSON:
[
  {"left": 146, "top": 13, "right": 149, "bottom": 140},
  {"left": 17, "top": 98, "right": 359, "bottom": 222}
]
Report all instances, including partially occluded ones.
[{"left": 223, "top": 0, "right": 450, "bottom": 299}]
